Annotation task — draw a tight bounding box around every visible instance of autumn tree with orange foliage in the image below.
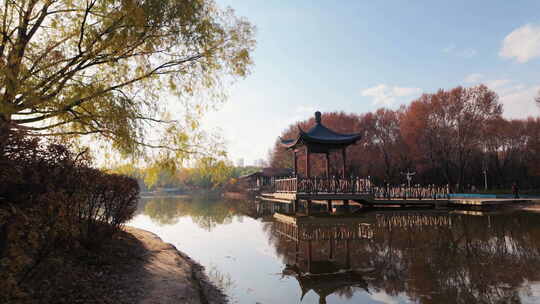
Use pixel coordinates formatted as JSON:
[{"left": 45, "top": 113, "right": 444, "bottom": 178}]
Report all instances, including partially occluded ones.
[
  {"left": 401, "top": 85, "right": 502, "bottom": 191},
  {"left": 484, "top": 118, "right": 528, "bottom": 187},
  {"left": 524, "top": 117, "right": 540, "bottom": 176},
  {"left": 269, "top": 85, "right": 540, "bottom": 191},
  {"left": 363, "top": 108, "right": 410, "bottom": 182}
]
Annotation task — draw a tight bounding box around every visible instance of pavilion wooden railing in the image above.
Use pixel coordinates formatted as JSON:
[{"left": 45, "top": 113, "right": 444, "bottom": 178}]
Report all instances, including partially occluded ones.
[
  {"left": 273, "top": 220, "right": 374, "bottom": 241},
  {"left": 372, "top": 184, "right": 450, "bottom": 200},
  {"left": 272, "top": 177, "right": 450, "bottom": 199},
  {"left": 273, "top": 177, "right": 298, "bottom": 193},
  {"left": 274, "top": 176, "right": 372, "bottom": 194}
]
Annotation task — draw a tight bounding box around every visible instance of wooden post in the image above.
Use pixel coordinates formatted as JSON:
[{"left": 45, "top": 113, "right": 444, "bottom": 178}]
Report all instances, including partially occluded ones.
[
  {"left": 345, "top": 239, "right": 351, "bottom": 269},
  {"left": 308, "top": 239, "right": 312, "bottom": 273},
  {"left": 329, "top": 237, "right": 334, "bottom": 259},
  {"left": 327, "top": 199, "right": 332, "bottom": 213},
  {"left": 325, "top": 152, "right": 330, "bottom": 177},
  {"left": 293, "top": 199, "right": 299, "bottom": 213},
  {"left": 343, "top": 199, "right": 349, "bottom": 213},
  {"left": 295, "top": 240, "right": 299, "bottom": 263},
  {"left": 306, "top": 146, "right": 311, "bottom": 178},
  {"left": 293, "top": 150, "right": 297, "bottom": 176},
  {"left": 306, "top": 200, "right": 312, "bottom": 215},
  {"left": 341, "top": 147, "right": 347, "bottom": 178}
]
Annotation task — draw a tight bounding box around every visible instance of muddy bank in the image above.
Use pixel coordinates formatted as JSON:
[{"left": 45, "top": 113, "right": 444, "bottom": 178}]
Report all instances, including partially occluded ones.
[
  {"left": 8, "top": 226, "right": 226, "bottom": 304},
  {"left": 124, "top": 227, "right": 227, "bottom": 304}
]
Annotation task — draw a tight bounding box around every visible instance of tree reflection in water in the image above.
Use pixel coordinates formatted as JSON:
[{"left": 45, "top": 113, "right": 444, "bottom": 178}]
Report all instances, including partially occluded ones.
[
  {"left": 140, "top": 196, "right": 257, "bottom": 230},
  {"left": 266, "top": 207, "right": 540, "bottom": 304},
  {"left": 206, "top": 264, "right": 236, "bottom": 294},
  {"left": 136, "top": 197, "right": 540, "bottom": 303}
]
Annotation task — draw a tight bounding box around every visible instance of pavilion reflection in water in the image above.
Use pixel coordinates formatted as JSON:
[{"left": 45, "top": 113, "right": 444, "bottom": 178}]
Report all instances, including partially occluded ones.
[
  {"left": 273, "top": 213, "right": 374, "bottom": 304},
  {"left": 259, "top": 200, "right": 540, "bottom": 304},
  {"left": 270, "top": 209, "right": 455, "bottom": 304}
]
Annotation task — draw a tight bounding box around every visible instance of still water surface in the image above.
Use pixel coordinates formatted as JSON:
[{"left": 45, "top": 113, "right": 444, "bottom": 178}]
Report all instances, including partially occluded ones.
[{"left": 129, "top": 196, "right": 540, "bottom": 304}]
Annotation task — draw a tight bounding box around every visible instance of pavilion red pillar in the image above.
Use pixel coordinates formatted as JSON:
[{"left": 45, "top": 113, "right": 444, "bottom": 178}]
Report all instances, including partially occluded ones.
[
  {"left": 341, "top": 147, "right": 347, "bottom": 178},
  {"left": 325, "top": 152, "right": 330, "bottom": 177},
  {"left": 305, "top": 146, "right": 311, "bottom": 177},
  {"left": 328, "top": 235, "right": 334, "bottom": 259},
  {"left": 292, "top": 150, "right": 297, "bottom": 176},
  {"left": 345, "top": 239, "right": 351, "bottom": 269},
  {"left": 308, "top": 239, "right": 313, "bottom": 273},
  {"left": 295, "top": 239, "right": 299, "bottom": 263}
]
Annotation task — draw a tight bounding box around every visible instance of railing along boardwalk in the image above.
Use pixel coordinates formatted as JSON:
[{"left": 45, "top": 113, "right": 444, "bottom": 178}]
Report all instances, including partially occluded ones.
[
  {"left": 273, "top": 213, "right": 453, "bottom": 242},
  {"left": 273, "top": 220, "right": 374, "bottom": 241},
  {"left": 376, "top": 213, "right": 452, "bottom": 229},
  {"left": 272, "top": 177, "right": 450, "bottom": 201},
  {"left": 372, "top": 184, "right": 450, "bottom": 200},
  {"left": 274, "top": 177, "right": 371, "bottom": 194}
]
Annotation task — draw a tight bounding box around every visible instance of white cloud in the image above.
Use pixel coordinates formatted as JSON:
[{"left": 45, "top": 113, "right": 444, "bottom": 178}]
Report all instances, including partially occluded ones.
[
  {"left": 463, "top": 74, "right": 511, "bottom": 90},
  {"left": 486, "top": 79, "right": 512, "bottom": 90},
  {"left": 393, "top": 87, "right": 421, "bottom": 97},
  {"left": 361, "top": 84, "right": 422, "bottom": 106},
  {"left": 464, "top": 73, "right": 484, "bottom": 83},
  {"left": 500, "top": 24, "right": 540, "bottom": 63},
  {"left": 498, "top": 84, "right": 540, "bottom": 119},
  {"left": 462, "top": 74, "right": 540, "bottom": 118}
]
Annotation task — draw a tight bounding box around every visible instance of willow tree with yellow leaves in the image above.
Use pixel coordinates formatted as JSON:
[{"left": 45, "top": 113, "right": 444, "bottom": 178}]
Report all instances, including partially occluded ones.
[{"left": 0, "top": 0, "right": 255, "bottom": 160}]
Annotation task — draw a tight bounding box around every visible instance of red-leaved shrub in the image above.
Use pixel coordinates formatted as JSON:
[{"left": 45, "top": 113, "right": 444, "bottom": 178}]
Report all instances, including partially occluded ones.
[{"left": 0, "top": 132, "right": 139, "bottom": 301}]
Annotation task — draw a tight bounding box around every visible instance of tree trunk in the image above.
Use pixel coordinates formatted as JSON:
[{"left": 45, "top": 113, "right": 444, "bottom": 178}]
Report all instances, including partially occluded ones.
[
  {"left": 443, "top": 161, "right": 455, "bottom": 191},
  {"left": 0, "top": 115, "right": 10, "bottom": 260},
  {"left": 0, "top": 114, "right": 11, "bottom": 157},
  {"left": 495, "top": 155, "right": 505, "bottom": 188}
]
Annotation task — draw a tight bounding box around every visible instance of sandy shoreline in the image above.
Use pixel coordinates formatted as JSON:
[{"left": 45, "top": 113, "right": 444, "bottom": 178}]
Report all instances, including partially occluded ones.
[{"left": 123, "top": 227, "right": 227, "bottom": 304}]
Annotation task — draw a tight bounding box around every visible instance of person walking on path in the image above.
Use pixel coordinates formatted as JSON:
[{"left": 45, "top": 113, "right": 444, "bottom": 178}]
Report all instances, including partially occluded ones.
[{"left": 512, "top": 182, "right": 520, "bottom": 199}]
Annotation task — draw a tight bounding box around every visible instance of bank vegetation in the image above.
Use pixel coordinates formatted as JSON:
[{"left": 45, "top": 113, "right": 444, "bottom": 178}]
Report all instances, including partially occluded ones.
[{"left": 0, "top": 133, "right": 139, "bottom": 303}]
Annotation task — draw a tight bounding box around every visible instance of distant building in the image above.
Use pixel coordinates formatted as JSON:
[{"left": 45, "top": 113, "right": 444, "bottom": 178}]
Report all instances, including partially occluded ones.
[
  {"left": 239, "top": 167, "right": 293, "bottom": 192},
  {"left": 236, "top": 158, "right": 244, "bottom": 168}
]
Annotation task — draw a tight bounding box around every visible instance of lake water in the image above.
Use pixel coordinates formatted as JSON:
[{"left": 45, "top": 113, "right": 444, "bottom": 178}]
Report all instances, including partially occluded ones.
[{"left": 129, "top": 196, "right": 540, "bottom": 304}]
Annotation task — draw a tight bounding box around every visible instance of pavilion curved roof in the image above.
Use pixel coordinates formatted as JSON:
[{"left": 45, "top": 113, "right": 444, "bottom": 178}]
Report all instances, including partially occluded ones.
[{"left": 280, "top": 111, "right": 362, "bottom": 150}]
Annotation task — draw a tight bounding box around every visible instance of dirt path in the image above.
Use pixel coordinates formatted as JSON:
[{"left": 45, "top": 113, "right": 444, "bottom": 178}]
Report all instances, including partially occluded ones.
[{"left": 124, "top": 227, "right": 226, "bottom": 304}]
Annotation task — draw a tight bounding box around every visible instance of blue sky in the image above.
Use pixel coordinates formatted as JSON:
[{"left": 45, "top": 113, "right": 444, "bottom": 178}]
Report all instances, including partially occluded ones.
[{"left": 203, "top": 1, "right": 540, "bottom": 165}]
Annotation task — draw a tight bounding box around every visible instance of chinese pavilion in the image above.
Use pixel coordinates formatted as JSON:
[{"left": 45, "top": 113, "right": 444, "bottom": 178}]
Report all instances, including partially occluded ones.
[{"left": 280, "top": 111, "right": 362, "bottom": 178}]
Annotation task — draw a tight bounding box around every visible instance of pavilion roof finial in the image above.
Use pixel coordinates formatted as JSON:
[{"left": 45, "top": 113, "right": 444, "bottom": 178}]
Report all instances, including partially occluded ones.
[{"left": 279, "top": 110, "right": 362, "bottom": 150}]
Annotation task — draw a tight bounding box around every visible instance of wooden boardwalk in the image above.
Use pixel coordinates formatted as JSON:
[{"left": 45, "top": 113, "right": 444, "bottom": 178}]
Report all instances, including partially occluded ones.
[
  {"left": 448, "top": 198, "right": 536, "bottom": 206},
  {"left": 259, "top": 192, "right": 538, "bottom": 210},
  {"left": 257, "top": 176, "right": 539, "bottom": 212}
]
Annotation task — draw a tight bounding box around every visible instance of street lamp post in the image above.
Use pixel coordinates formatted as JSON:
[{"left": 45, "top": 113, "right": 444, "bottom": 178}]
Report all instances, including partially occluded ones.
[
  {"left": 401, "top": 170, "right": 416, "bottom": 188},
  {"left": 482, "top": 152, "right": 488, "bottom": 191},
  {"left": 482, "top": 144, "right": 488, "bottom": 191},
  {"left": 483, "top": 167, "right": 488, "bottom": 190}
]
